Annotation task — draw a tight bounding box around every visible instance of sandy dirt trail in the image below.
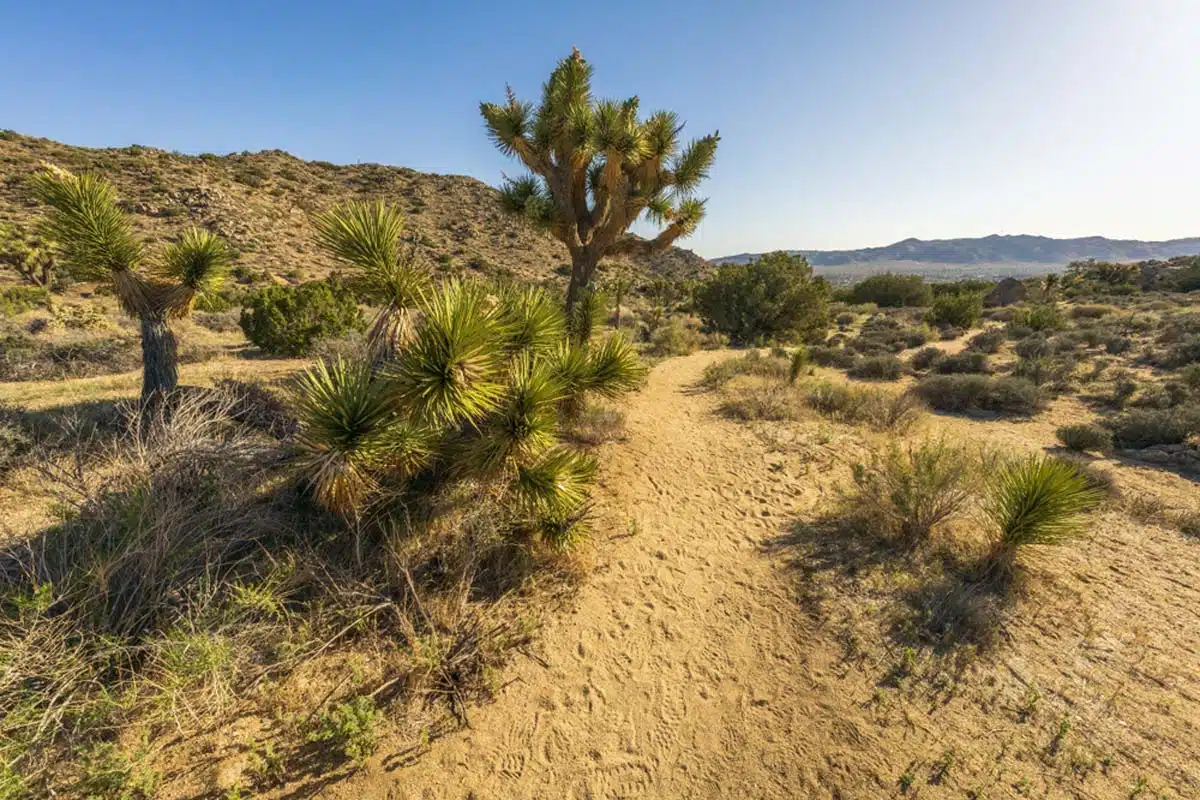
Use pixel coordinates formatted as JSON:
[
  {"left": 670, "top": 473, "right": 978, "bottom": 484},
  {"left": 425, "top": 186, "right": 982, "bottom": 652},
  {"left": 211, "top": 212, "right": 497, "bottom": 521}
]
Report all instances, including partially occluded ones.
[{"left": 329, "top": 350, "right": 878, "bottom": 799}]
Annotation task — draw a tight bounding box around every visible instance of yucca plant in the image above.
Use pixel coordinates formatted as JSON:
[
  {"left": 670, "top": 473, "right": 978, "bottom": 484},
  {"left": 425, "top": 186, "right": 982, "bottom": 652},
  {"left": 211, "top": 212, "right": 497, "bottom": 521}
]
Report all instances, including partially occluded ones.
[
  {"left": 386, "top": 280, "right": 507, "bottom": 426},
  {"left": 550, "top": 334, "right": 647, "bottom": 417},
  {"left": 568, "top": 287, "right": 608, "bottom": 344},
  {"left": 458, "top": 352, "right": 562, "bottom": 476},
  {"left": 985, "top": 455, "right": 1105, "bottom": 575},
  {"left": 29, "top": 166, "right": 230, "bottom": 407},
  {"left": 313, "top": 200, "right": 430, "bottom": 364},
  {"left": 512, "top": 446, "right": 598, "bottom": 522},
  {"left": 481, "top": 48, "right": 719, "bottom": 312},
  {"left": 496, "top": 284, "right": 567, "bottom": 356}
]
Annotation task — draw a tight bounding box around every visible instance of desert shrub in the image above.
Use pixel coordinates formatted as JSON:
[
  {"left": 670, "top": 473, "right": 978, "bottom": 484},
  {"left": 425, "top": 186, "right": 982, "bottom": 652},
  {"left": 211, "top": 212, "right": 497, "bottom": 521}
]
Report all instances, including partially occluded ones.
[
  {"left": 803, "top": 383, "right": 922, "bottom": 432},
  {"left": 848, "top": 440, "right": 971, "bottom": 542},
  {"left": 0, "top": 333, "right": 141, "bottom": 382},
  {"left": 1005, "top": 323, "right": 1035, "bottom": 340},
  {"left": 647, "top": 319, "right": 702, "bottom": 357},
  {"left": 835, "top": 311, "right": 856, "bottom": 328},
  {"left": 698, "top": 351, "right": 789, "bottom": 388},
  {"left": 718, "top": 384, "right": 802, "bottom": 421},
  {"left": 788, "top": 346, "right": 809, "bottom": 384},
  {"left": 849, "top": 273, "right": 932, "bottom": 308},
  {"left": 239, "top": 281, "right": 364, "bottom": 356},
  {"left": 1104, "top": 406, "right": 1200, "bottom": 449},
  {"left": 307, "top": 695, "right": 381, "bottom": 764},
  {"left": 984, "top": 455, "right": 1105, "bottom": 574},
  {"left": 848, "top": 354, "right": 903, "bottom": 381},
  {"left": 909, "top": 346, "right": 943, "bottom": 371},
  {"left": 1009, "top": 304, "right": 1064, "bottom": 332},
  {"left": 914, "top": 374, "right": 1043, "bottom": 415},
  {"left": 938, "top": 326, "right": 965, "bottom": 341},
  {"left": 0, "top": 405, "right": 31, "bottom": 476},
  {"left": 694, "top": 251, "right": 830, "bottom": 344},
  {"left": 1105, "top": 369, "right": 1138, "bottom": 408},
  {"left": 967, "top": 328, "right": 1004, "bottom": 354},
  {"left": 192, "top": 309, "right": 241, "bottom": 333},
  {"left": 1181, "top": 364, "right": 1200, "bottom": 390},
  {"left": 0, "top": 286, "right": 52, "bottom": 316},
  {"left": 901, "top": 326, "right": 931, "bottom": 348},
  {"left": 926, "top": 292, "right": 982, "bottom": 329},
  {"left": 933, "top": 351, "right": 989, "bottom": 375},
  {"left": 1014, "top": 335, "right": 1050, "bottom": 360},
  {"left": 1012, "top": 356, "right": 1075, "bottom": 388},
  {"left": 1178, "top": 512, "right": 1200, "bottom": 539},
  {"left": 809, "top": 345, "right": 857, "bottom": 369},
  {"left": 1056, "top": 424, "right": 1112, "bottom": 454},
  {"left": 1070, "top": 305, "right": 1113, "bottom": 320},
  {"left": 1103, "top": 335, "right": 1133, "bottom": 355},
  {"left": 1161, "top": 335, "right": 1200, "bottom": 368}
]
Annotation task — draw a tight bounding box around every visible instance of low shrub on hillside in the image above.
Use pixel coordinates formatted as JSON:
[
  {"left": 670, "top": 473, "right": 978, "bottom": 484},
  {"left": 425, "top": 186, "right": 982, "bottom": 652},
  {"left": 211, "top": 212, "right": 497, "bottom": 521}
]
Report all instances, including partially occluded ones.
[
  {"left": 848, "top": 354, "right": 903, "bottom": 381},
  {"left": 913, "top": 374, "right": 1043, "bottom": 415},
  {"left": 803, "top": 382, "right": 923, "bottom": 432},
  {"left": 1009, "top": 304, "right": 1064, "bottom": 332},
  {"left": 1012, "top": 356, "right": 1076, "bottom": 389},
  {"left": 966, "top": 328, "right": 1005, "bottom": 354},
  {"left": 0, "top": 333, "right": 141, "bottom": 382},
  {"left": 1105, "top": 406, "right": 1200, "bottom": 449},
  {"left": 926, "top": 292, "right": 983, "bottom": 329},
  {"left": 809, "top": 345, "right": 858, "bottom": 369},
  {"left": 239, "top": 281, "right": 364, "bottom": 356},
  {"left": 1014, "top": 335, "right": 1050, "bottom": 360},
  {"left": 909, "top": 346, "right": 943, "bottom": 371},
  {"left": 0, "top": 286, "right": 52, "bottom": 317},
  {"left": 847, "top": 440, "right": 971, "bottom": 543},
  {"left": 1056, "top": 423, "right": 1113, "bottom": 454},
  {"left": 647, "top": 319, "right": 702, "bottom": 357},
  {"left": 699, "top": 351, "right": 790, "bottom": 388},
  {"left": 933, "top": 351, "right": 990, "bottom": 375}
]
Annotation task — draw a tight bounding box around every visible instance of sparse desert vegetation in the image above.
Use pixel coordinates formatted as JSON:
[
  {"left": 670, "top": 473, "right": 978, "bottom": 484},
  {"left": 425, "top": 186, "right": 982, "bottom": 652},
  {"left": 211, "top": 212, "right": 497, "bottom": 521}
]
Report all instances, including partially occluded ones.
[{"left": 1, "top": 50, "right": 1198, "bottom": 800}]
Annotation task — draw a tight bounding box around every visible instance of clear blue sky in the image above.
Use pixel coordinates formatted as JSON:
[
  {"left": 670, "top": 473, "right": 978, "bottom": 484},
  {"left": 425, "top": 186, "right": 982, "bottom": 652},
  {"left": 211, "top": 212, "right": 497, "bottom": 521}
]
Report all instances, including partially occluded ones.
[{"left": 2, "top": 0, "right": 1197, "bottom": 258}]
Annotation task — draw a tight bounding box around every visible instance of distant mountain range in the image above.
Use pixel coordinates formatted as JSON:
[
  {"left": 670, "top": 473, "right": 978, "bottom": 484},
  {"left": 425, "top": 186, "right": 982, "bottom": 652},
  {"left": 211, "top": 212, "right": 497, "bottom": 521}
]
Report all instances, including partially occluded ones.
[{"left": 714, "top": 234, "right": 1200, "bottom": 267}]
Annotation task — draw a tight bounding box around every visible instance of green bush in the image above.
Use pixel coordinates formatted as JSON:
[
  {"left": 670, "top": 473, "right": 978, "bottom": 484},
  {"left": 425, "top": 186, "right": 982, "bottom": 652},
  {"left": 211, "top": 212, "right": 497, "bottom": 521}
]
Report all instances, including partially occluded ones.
[
  {"left": 239, "top": 282, "right": 364, "bottom": 356},
  {"left": 848, "top": 354, "right": 903, "bottom": 381},
  {"left": 849, "top": 440, "right": 971, "bottom": 542},
  {"left": 788, "top": 346, "right": 809, "bottom": 384},
  {"left": 909, "top": 346, "right": 943, "bottom": 371},
  {"left": 694, "top": 251, "right": 831, "bottom": 344},
  {"left": 926, "top": 292, "right": 982, "bottom": 329},
  {"left": 1014, "top": 335, "right": 1050, "bottom": 360},
  {"left": 849, "top": 273, "right": 932, "bottom": 308},
  {"left": 967, "top": 328, "right": 1005, "bottom": 354},
  {"left": 698, "top": 351, "right": 789, "bottom": 388},
  {"left": 1056, "top": 424, "right": 1113, "bottom": 453},
  {"left": 307, "top": 695, "right": 381, "bottom": 764},
  {"left": 914, "top": 374, "right": 1043, "bottom": 415},
  {"left": 1105, "top": 406, "right": 1200, "bottom": 449},
  {"left": 647, "top": 319, "right": 701, "bottom": 357},
  {"left": 803, "top": 382, "right": 923, "bottom": 432},
  {"left": 1009, "top": 304, "right": 1064, "bottom": 332},
  {"left": 0, "top": 286, "right": 52, "bottom": 316},
  {"left": 809, "top": 345, "right": 857, "bottom": 369},
  {"left": 933, "top": 351, "right": 989, "bottom": 374}
]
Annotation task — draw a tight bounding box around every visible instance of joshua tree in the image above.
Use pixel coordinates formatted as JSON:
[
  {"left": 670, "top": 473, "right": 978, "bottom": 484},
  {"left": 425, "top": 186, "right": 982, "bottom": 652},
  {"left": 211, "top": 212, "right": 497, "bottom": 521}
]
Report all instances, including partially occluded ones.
[
  {"left": 481, "top": 49, "right": 719, "bottom": 312},
  {"left": 30, "top": 166, "right": 231, "bottom": 407},
  {"left": 0, "top": 224, "right": 57, "bottom": 288}
]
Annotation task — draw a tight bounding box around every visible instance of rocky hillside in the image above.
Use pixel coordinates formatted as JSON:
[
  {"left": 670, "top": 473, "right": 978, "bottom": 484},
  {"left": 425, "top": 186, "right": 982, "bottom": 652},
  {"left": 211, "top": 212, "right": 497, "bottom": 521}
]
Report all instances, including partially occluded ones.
[
  {"left": 717, "top": 233, "right": 1200, "bottom": 267},
  {"left": 0, "top": 130, "right": 711, "bottom": 286}
]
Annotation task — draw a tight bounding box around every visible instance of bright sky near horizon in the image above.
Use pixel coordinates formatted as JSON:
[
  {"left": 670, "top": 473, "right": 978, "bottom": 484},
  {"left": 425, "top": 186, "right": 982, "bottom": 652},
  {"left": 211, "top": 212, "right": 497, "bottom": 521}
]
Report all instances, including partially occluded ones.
[{"left": 1, "top": 0, "right": 1197, "bottom": 258}]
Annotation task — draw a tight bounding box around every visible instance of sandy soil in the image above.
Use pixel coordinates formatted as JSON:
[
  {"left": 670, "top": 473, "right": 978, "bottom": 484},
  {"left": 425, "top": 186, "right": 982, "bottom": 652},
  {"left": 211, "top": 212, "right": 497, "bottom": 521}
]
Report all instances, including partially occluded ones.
[{"left": 272, "top": 350, "right": 1200, "bottom": 799}]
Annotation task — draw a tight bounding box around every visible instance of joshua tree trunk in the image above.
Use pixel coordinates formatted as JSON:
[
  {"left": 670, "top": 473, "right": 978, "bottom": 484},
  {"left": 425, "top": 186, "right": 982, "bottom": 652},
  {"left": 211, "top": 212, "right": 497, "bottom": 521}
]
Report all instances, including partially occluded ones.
[
  {"left": 565, "top": 250, "right": 601, "bottom": 315},
  {"left": 140, "top": 314, "right": 179, "bottom": 406}
]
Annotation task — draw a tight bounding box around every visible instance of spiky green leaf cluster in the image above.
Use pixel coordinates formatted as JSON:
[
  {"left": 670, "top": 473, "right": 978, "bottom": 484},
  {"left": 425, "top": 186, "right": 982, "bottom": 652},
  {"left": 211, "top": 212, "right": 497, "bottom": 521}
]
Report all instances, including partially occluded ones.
[{"left": 986, "top": 455, "right": 1105, "bottom": 551}]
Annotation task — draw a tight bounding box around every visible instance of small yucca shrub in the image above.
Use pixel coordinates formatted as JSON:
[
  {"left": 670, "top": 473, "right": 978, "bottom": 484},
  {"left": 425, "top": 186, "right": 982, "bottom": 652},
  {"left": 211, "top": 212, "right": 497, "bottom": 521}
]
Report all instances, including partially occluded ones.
[
  {"left": 985, "top": 455, "right": 1105, "bottom": 574},
  {"left": 788, "top": 345, "right": 809, "bottom": 384},
  {"left": 849, "top": 440, "right": 971, "bottom": 542}
]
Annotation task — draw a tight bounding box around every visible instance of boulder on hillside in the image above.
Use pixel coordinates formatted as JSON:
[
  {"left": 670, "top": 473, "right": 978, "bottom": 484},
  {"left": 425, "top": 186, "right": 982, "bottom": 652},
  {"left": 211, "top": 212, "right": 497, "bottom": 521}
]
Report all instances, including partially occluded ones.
[{"left": 984, "top": 277, "right": 1028, "bottom": 307}]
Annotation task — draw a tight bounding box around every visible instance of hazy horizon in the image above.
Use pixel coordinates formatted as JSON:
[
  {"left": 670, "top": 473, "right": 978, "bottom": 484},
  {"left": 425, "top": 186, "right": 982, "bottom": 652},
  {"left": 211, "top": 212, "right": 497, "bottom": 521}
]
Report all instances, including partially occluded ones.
[{"left": 3, "top": 0, "right": 1198, "bottom": 259}]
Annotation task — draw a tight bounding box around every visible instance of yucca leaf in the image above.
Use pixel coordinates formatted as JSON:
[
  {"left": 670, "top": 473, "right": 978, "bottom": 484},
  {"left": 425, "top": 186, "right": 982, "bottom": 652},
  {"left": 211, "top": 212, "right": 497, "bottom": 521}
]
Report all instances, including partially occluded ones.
[
  {"left": 512, "top": 446, "right": 597, "bottom": 520},
  {"left": 157, "top": 228, "right": 231, "bottom": 315},
  {"left": 496, "top": 284, "right": 567, "bottom": 356},
  {"left": 28, "top": 165, "right": 145, "bottom": 302},
  {"left": 385, "top": 280, "right": 506, "bottom": 426},
  {"left": 583, "top": 334, "right": 647, "bottom": 399},
  {"left": 987, "top": 455, "right": 1105, "bottom": 551},
  {"left": 458, "top": 352, "right": 563, "bottom": 476},
  {"left": 568, "top": 287, "right": 607, "bottom": 344},
  {"left": 292, "top": 357, "right": 394, "bottom": 513}
]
